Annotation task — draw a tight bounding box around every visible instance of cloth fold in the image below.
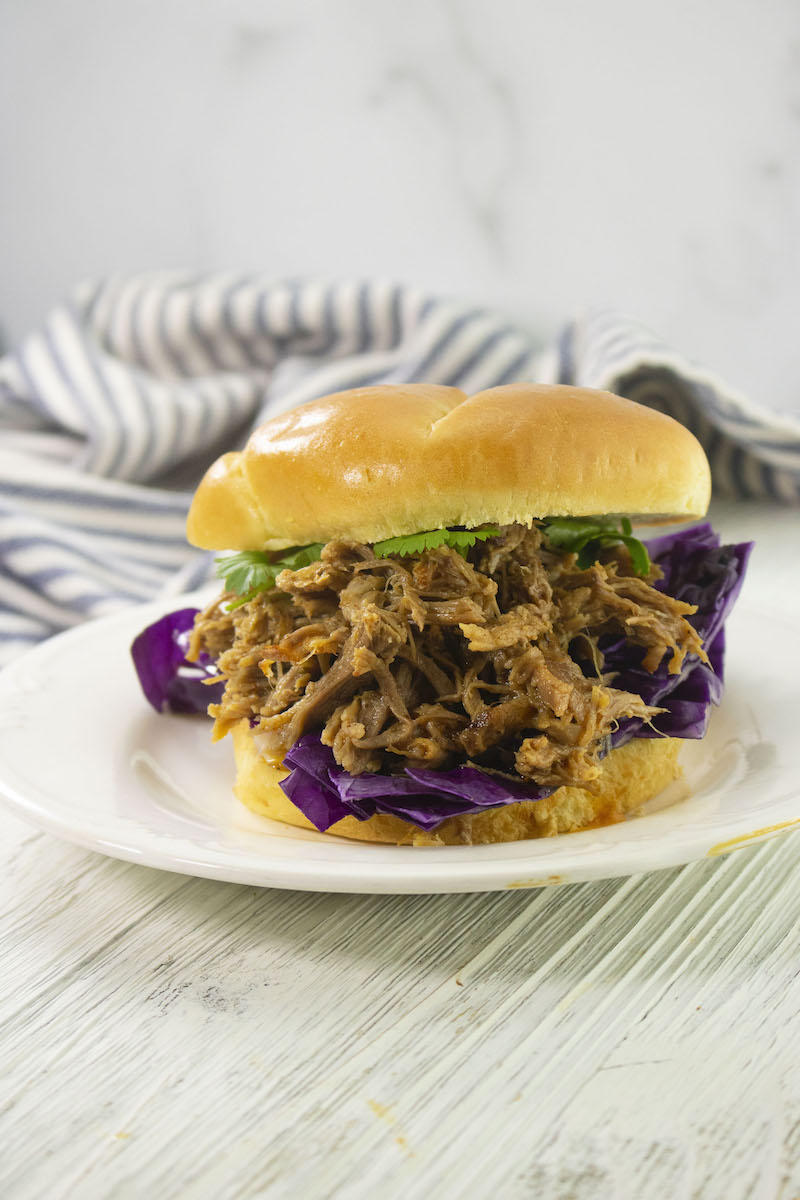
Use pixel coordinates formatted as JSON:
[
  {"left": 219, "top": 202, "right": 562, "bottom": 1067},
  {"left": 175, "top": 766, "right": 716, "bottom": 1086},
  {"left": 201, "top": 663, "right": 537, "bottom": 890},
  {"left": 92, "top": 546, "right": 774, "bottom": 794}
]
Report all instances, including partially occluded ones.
[{"left": 1, "top": 272, "right": 798, "bottom": 663}]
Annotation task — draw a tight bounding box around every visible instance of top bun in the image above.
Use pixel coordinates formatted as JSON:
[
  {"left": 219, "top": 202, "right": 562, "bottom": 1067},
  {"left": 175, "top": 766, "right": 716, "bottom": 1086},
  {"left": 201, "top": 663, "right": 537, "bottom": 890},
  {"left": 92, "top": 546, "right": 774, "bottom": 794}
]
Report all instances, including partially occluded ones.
[{"left": 187, "top": 383, "right": 711, "bottom": 551}]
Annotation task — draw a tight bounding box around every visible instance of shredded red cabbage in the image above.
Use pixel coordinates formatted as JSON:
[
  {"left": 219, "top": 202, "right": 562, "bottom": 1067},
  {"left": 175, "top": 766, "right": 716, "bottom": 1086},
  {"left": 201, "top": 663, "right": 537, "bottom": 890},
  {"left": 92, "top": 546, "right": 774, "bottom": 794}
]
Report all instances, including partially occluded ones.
[
  {"left": 603, "top": 524, "right": 752, "bottom": 746},
  {"left": 130, "top": 607, "right": 224, "bottom": 714}
]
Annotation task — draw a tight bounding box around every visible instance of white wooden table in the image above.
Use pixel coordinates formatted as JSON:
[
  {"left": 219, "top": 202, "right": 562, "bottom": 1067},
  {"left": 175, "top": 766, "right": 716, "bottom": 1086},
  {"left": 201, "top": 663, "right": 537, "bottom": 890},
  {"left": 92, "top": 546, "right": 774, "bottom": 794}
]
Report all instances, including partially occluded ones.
[{"left": 2, "top": 503, "right": 799, "bottom": 1200}]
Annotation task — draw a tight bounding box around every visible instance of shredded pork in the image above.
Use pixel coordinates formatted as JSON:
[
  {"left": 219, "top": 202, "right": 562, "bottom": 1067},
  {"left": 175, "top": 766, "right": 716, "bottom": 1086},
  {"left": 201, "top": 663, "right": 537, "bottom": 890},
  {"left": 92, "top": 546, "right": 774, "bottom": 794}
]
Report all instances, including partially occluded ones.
[{"left": 189, "top": 526, "right": 706, "bottom": 790}]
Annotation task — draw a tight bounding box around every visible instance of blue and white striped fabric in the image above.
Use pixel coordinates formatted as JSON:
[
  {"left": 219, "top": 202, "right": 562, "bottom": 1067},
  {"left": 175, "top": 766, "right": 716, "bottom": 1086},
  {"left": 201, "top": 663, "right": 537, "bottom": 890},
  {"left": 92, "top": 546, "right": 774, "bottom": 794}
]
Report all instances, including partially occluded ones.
[{"left": 1, "top": 272, "right": 798, "bottom": 665}]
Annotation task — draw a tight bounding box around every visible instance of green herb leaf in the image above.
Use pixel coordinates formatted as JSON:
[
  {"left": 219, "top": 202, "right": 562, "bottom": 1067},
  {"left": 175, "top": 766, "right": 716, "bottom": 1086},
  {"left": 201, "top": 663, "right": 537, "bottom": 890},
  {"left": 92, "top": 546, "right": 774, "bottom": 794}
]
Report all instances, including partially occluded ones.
[
  {"left": 215, "top": 543, "right": 324, "bottom": 608},
  {"left": 373, "top": 526, "right": 501, "bottom": 559},
  {"left": 541, "top": 517, "right": 650, "bottom": 577},
  {"left": 274, "top": 543, "right": 326, "bottom": 574},
  {"left": 619, "top": 534, "right": 650, "bottom": 576}
]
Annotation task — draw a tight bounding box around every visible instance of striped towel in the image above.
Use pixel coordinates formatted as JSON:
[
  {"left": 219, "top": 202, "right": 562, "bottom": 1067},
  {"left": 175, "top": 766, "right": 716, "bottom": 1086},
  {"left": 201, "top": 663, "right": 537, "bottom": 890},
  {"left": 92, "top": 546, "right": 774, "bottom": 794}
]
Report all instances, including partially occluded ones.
[{"left": 1, "top": 272, "right": 798, "bottom": 665}]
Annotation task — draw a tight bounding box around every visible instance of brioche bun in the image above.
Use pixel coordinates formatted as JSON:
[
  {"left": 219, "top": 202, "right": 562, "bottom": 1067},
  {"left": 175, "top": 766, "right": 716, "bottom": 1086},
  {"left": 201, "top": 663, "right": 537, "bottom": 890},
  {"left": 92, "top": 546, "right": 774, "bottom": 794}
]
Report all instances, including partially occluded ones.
[
  {"left": 231, "top": 721, "right": 682, "bottom": 846},
  {"left": 187, "top": 383, "right": 711, "bottom": 551}
]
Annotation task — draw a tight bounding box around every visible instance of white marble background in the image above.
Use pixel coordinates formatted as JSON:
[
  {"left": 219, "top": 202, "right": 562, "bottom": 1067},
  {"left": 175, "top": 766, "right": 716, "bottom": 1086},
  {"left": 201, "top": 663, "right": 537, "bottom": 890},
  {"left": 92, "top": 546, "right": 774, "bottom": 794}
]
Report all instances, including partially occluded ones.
[{"left": 1, "top": 0, "right": 799, "bottom": 412}]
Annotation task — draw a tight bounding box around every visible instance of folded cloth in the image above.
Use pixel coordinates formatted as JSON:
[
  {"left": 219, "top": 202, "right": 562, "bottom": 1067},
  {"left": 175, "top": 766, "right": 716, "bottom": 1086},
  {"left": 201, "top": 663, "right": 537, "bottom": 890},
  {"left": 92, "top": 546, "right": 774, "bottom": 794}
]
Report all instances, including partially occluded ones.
[{"left": 1, "top": 272, "right": 798, "bottom": 664}]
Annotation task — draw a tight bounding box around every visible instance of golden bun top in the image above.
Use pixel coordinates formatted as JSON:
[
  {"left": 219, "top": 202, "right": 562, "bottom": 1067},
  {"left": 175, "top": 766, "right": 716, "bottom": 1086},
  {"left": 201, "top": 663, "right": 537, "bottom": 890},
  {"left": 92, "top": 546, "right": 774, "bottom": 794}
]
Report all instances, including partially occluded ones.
[{"left": 186, "top": 383, "right": 711, "bottom": 551}]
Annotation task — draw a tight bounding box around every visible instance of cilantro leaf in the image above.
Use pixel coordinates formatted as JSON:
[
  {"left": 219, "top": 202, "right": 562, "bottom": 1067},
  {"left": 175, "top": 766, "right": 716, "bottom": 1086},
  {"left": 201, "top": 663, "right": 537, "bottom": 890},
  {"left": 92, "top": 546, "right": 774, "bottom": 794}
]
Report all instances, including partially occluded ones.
[
  {"left": 373, "top": 527, "right": 501, "bottom": 559},
  {"left": 214, "top": 551, "right": 272, "bottom": 597},
  {"left": 275, "top": 544, "right": 326, "bottom": 574},
  {"left": 215, "top": 544, "right": 324, "bottom": 609},
  {"left": 541, "top": 516, "right": 650, "bottom": 577}
]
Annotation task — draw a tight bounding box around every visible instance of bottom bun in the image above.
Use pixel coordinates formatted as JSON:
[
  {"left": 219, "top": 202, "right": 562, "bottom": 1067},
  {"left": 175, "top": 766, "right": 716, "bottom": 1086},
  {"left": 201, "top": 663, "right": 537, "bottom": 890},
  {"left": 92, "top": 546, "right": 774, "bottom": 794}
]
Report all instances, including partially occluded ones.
[{"left": 231, "top": 721, "right": 682, "bottom": 846}]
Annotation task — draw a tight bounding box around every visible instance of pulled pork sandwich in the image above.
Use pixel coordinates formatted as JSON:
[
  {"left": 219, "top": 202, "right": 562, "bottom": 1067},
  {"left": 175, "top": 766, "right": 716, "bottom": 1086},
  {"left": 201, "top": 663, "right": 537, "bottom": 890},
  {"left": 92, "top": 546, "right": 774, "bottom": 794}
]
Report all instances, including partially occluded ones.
[{"left": 131, "top": 383, "right": 752, "bottom": 845}]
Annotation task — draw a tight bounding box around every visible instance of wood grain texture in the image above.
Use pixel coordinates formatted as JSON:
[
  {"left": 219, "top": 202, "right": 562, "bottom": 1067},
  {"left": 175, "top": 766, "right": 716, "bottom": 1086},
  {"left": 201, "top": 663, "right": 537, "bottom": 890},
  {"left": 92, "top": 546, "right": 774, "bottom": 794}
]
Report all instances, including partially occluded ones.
[
  {"left": 1, "top": 503, "right": 798, "bottom": 1199},
  {"left": 1, "top": 805, "right": 800, "bottom": 1200}
]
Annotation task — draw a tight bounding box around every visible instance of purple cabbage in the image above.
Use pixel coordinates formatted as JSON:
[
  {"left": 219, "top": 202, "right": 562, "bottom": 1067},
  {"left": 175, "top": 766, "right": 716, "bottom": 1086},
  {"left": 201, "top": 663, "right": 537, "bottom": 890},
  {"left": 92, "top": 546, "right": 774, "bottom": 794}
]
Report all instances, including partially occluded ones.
[
  {"left": 280, "top": 523, "right": 753, "bottom": 831},
  {"left": 281, "top": 734, "right": 548, "bottom": 832},
  {"left": 605, "top": 524, "right": 752, "bottom": 746},
  {"left": 131, "top": 607, "right": 224, "bottom": 715}
]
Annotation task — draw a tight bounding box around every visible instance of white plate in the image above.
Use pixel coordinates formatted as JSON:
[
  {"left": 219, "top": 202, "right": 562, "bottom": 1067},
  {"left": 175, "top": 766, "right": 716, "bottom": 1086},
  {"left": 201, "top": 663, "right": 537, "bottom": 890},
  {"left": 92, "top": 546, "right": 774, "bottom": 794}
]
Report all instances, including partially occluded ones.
[{"left": 0, "top": 592, "right": 797, "bottom": 893}]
